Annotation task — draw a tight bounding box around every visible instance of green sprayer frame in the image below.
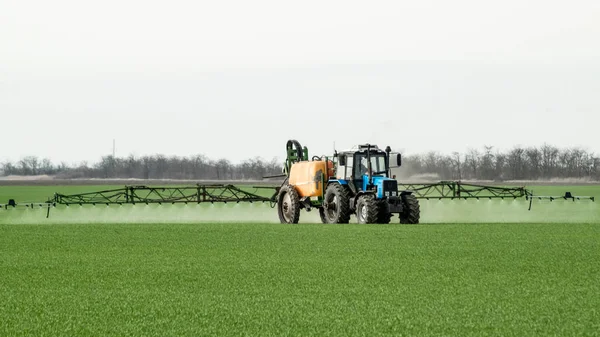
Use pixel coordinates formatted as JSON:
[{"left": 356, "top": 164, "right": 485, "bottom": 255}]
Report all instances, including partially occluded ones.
[
  {"left": 0, "top": 181, "right": 594, "bottom": 218},
  {"left": 51, "top": 184, "right": 274, "bottom": 205}
]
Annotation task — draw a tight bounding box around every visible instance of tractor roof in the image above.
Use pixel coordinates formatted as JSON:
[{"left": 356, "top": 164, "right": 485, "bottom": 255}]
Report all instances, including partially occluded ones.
[
  {"left": 339, "top": 144, "right": 384, "bottom": 153},
  {"left": 354, "top": 144, "right": 380, "bottom": 151}
]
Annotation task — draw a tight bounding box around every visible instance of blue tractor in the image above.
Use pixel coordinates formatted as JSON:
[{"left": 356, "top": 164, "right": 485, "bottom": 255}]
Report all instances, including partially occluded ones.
[
  {"left": 276, "top": 140, "right": 420, "bottom": 224},
  {"left": 320, "top": 143, "right": 420, "bottom": 224}
]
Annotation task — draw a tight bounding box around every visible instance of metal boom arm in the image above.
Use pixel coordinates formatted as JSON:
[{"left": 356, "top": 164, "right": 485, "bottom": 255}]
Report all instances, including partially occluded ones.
[
  {"left": 51, "top": 184, "right": 276, "bottom": 205},
  {"left": 397, "top": 181, "right": 595, "bottom": 202},
  {"left": 398, "top": 181, "right": 530, "bottom": 200}
]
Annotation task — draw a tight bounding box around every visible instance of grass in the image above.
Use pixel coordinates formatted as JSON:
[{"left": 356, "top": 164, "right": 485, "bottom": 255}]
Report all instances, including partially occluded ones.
[
  {"left": 1, "top": 222, "right": 599, "bottom": 336},
  {"left": 1, "top": 183, "right": 599, "bottom": 335}
]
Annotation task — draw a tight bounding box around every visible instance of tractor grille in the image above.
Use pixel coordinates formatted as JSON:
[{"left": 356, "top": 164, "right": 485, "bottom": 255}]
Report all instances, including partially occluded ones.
[{"left": 383, "top": 180, "right": 398, "bottom": 193}]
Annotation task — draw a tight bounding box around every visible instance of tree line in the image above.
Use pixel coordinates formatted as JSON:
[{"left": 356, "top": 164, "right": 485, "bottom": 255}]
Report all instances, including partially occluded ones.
[
  {"left": 400, "top": 144, "right": 600, "bottom": 181},
  {"left": 2, "top": 143, "right": 599, "bottom": 181},
  {"left": 1, "top": 154, "right": 283, "bottom": 180}
]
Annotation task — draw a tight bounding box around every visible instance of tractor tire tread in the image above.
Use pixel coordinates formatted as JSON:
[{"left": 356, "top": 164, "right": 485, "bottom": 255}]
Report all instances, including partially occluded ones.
[
  {"left": 277, "top": 184, "right": 301, "bottom": 224},
  {"left": 323, "top": 183, "right": 352, "bottom": 224},
  {"left": 356, "top": 194, "right": 379, "bottom": 224},
  {"left": 400, "top": 194, "right": 420, "bottom": 224},
  {"left": 376, "top": 199, "right": 392, "bottom": 224}
]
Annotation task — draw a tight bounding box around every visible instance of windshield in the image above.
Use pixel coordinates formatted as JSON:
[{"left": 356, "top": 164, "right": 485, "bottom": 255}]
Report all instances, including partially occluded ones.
[{"left": 356, "top": 153, "right": 387, "bottom": 176}]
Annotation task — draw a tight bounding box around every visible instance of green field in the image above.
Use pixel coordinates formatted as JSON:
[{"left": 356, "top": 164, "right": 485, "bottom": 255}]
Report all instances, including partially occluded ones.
[{"left": 1, "top": 184, "right": 600, "bottom": 336}]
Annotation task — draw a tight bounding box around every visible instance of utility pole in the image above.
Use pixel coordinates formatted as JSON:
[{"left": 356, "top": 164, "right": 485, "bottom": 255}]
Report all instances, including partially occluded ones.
[{"left": 112, "top": 139, "right": 116, "bottom": 158}]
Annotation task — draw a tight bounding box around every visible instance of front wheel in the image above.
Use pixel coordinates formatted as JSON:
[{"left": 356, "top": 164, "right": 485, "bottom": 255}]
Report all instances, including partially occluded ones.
[
  {"left": 376, "top": 199, "right": 392, "bottom": 224},
  {"left": 356, "top": 194, "right": 379, "bottom": 224},
  {"left": 399, "top": 194, "right": 420, "bottom": 224}
]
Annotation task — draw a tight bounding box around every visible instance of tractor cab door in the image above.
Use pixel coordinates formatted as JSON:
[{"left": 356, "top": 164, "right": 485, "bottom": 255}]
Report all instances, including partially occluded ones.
[
  {"left": 336, "top": 154, "right": 360, "bottom": 193},
  {"left": 353, "top": 154, "right": 370, "bottom": 191},
  {"left": 353, "top": 153, "right": 389, "bottom": 191}
]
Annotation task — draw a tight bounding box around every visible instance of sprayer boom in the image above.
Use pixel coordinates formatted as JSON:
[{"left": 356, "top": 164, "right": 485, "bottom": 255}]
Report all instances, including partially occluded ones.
[
  {"left": 51, "top": 184, "right": 276, "bottom": 205},
  {"left": 1, "top": 184, "right": 278, "bottom": 218},
  {"left": 399, "top": 181, "right": 529, "bottom": 200}
]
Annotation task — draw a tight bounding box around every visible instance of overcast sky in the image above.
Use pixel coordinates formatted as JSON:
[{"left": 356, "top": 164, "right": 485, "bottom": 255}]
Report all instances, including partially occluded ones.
[{"left": 1, "top": 0, "right": 599, "bottom": 166}]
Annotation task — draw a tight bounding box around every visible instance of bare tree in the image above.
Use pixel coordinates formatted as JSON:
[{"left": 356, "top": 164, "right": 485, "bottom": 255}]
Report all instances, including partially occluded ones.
[
  {"left": 506, "top": 147, "right": 526, "bottom": 180},
  {"left": 525, "top": 147, "right": 541, "bottom": 180},
  {"left": 480, "top": 146, "right": 495, "bottom": 180},
  {"left": 141, "top": 156, "right": 151, "bottom": 179},
  {"left": 494, "top": 150, "right": 506, "bottom": 181},
  {"left": 2, "top": 161, "right": 16, "bottom": 176},
  {"left": 154, "top": 154, "right": 168, "bottom": 179},
  {"left": 423, "top": 151, "right": 440, "bottom": 174},
  {"left": 96, "top": 155, "right": 116, "bottom": 178},
  {"left": 40, "top": 158, "right": 55, "bottom": 175},
  {"left": 464, "top": 149, "right": 480, "bottom": 179},
  {"left": 18, "top": 156, "right": 40, "bottom": 175},
  {"left": 215, "top": 158, "right": 231, "bottom": 180},
  {"left": 540, "top": 143, "right": 559, "bottom": 178},
  {"left": 451, "top": 152, "right": 462, "bottom": 180}
]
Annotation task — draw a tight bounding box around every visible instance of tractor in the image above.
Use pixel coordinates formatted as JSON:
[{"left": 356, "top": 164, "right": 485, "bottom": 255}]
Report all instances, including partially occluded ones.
[{"left": 276, "top": 139, "right": 420, "bottom": 224}]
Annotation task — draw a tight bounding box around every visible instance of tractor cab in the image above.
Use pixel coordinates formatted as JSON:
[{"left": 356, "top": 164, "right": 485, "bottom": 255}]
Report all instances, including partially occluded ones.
[{"left": 335, "top": 144, "right": 402, "bottom": 197}]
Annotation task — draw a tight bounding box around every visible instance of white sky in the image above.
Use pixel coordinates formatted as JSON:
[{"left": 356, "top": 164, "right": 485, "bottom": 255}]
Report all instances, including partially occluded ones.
[{"left": 1, "top": 0, "right": 599, "bottom": 166}]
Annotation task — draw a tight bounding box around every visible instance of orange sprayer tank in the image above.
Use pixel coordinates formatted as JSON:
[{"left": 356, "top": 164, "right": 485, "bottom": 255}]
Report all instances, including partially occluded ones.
[{"left": 289, "top": 160, "right": 329, "bottom": 198}]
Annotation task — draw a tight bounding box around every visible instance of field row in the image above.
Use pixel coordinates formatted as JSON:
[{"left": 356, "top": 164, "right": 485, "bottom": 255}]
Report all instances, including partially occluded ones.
[{"left": 1, "top": 222, "right": 599, "bottom": 336}]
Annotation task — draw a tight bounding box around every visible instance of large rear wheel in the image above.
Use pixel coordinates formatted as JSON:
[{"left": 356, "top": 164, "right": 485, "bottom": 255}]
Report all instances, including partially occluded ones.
[
  {"left": 322, "top": 184, "right": 351, "bottom": 223},
  {"left": 399, "top": 194, "right": 420, "bottom": 224},
  {"left": 277, "top": 184, "right": 300, "bottom": 224}
]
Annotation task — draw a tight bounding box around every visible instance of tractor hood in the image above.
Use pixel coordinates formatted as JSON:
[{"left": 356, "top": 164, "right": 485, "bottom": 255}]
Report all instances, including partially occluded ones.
[{"left": 362, "top": 174, "right": 399, "bottom": 199}]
